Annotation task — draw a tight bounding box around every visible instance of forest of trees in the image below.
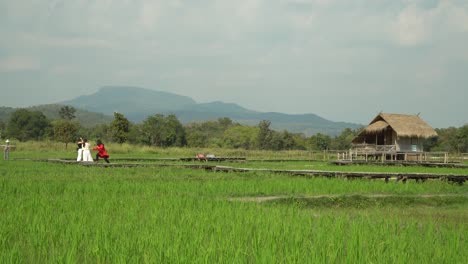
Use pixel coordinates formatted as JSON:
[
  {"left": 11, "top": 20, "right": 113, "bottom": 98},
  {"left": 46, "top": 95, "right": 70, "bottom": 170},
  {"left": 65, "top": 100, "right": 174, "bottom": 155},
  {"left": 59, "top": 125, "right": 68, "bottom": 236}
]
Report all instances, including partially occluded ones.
[{"left": 1, "top": 107, "right": 467, "bottom": 153}]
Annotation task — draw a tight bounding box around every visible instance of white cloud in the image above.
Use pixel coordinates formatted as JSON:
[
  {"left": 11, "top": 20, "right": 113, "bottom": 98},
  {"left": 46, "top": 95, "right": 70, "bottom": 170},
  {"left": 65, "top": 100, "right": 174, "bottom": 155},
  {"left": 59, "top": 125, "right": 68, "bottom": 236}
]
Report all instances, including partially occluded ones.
[
  {"left": 0, "top": 0, "right": 467, "bottom": 127},
  {"left": 0, "top": 56, "right": 40, "bottom": 72},
  {"left": 440, "top": 1, "right": 468, "bottom": 32},
  {"left": 48, "top": 65, "right": 76, "bottom": 75},
  {"left": 138, "top": 1, "right": 162, "bottom": 30},
  {"left": 391, "top": 5, "right": 430, "bottom": 46},
  {"left": 391, "top": 1, "right": 468, "bottom": 46},
  {"left": 18, "top": 33, "right": 114, "bottom": 49}
]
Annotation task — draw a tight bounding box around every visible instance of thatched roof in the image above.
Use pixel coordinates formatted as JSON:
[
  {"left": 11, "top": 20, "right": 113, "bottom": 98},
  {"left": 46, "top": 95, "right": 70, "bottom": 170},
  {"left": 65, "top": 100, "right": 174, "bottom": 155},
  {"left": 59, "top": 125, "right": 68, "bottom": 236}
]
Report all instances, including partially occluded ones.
[
  {"left": 356, "top": 113, "right": 437, "bottom": 139},
  {"left": 363, "top": 120, "right": 389, "bottom": 133}
]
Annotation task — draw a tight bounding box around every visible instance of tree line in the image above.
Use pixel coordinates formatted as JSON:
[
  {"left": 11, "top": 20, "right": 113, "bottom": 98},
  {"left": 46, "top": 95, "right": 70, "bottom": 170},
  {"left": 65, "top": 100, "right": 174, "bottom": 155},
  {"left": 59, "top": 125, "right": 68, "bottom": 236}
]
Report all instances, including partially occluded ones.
[{"left": 1, "top": 107, "right": 467, "bottom": 153}]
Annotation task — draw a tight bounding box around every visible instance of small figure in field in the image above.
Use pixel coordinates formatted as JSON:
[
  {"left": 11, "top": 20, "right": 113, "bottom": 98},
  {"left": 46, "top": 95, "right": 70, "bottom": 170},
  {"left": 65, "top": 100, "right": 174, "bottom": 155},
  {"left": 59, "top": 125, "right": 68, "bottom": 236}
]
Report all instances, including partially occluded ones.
[
  {"left": 93, "top": 139, "right": 110, "bottom": 163},
  {"left": 76, "top": 137, "right": 84, "bottom": 162},
  {"left": 196, "top": 153, "right": 207, "bottom": 162},
  {"left": 3, "top": 139, "right": 10, "bottom": 160},
  {"left": 82, "top": 138, "right": 93, "bottom": 162}
]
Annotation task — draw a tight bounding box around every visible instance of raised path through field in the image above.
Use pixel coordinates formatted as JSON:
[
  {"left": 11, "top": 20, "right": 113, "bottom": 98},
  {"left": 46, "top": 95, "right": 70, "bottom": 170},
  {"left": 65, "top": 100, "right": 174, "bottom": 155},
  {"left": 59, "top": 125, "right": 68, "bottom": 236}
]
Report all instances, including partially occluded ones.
[
  {"left": 228, "top": 193, "right": 468, "bottom": 202},
  {"left": 29, "top": 159, "right": 468, "bottom": 184}
]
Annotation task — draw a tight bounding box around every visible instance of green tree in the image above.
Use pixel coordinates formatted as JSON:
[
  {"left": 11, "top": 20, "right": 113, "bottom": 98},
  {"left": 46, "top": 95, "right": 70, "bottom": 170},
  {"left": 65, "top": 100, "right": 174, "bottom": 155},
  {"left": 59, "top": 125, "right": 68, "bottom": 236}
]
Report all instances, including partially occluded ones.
[
  {"left": 218, "top": 117, "right": 234, "bottom": 130},
  {"left": 164, "top": 114, "right": 186, "bottom": 147},
  {"left": 455, "top": 124, "right": 468, "bottom": 153},
  {"left": 0, "top": 120, "right": 5, "bottom": 139},
  {"left": 435, "top": 127, "right": 458, "bottom": 152},
  {"left": 185, "top": 118, "right": 235, "bottom": 148},
  {"left": 281, "top": 131, "right": 297, "bottom": 150},
  {"left": 309, "top": 133, "right": 332, "bottom": 150},
  {"left": 80, "top": 124, "right": 111, "bottom": 143},
  {"left": 257, "top": 120, "right": 273, "bottom": 150},
  {"left": 222, "top": 125, "right": 258, "bottom": 149},
  {"left": 6, "top": 109, "right": 51, "bottom": 141},
  {"left": 186, "top": 131, "right": 208, "bottom": 147},
  {"left": 331, "top": 128, "right": 358, "bottom": 150},
  {"left": 59, "top": 106, "right": 76, "bottom": 120},
  {"left": 141, "top": 114, "right": 186, "bottom": 147},
  {"left": 141, "top": 114, "right": 165, "bottom": 146},
  {"left": 269, "top": 132, "right": 285, "bottom": 151},
  {"left": 52, "top": 120, "right": 80, "bottom": 149},
  {"left": 110, "top": 112, "right": 130, "bottom": 143},
  {"left": 291, "top": 133, "right": 308, "bottom": 150},
  {"left": 423, "top": 136, "right": 438, "bottom": 152},
  {"left": 127, "top": 123, "right": 147, "bottom": 145}
]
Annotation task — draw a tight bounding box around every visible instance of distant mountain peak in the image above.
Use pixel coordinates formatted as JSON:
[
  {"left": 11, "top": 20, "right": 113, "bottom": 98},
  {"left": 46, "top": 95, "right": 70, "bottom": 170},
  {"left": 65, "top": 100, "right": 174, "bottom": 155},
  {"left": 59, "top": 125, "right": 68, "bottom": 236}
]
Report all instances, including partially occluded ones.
[
  {"left": 62, "top": 86, "right": 196, "bottom": 120},
  {"left": 59, "top": 86, "right": 361, "bottom": 135}
]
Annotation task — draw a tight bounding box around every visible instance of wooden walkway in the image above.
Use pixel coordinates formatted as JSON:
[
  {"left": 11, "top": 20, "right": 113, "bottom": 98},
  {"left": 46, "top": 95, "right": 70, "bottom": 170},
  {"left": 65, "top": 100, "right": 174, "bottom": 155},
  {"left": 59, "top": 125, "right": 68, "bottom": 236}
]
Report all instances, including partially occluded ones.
[
  {"left": 331, "top": 160, "right": 468, "bottom": 168},
  {"left": 23, "top": 157, "right": 247, "bottom": 163},
  {"left": 179, "top": 157, "right": 246, "bottom": 162},
  {"left": 38, "top": 159, "right": 468, "bottom": 184}
]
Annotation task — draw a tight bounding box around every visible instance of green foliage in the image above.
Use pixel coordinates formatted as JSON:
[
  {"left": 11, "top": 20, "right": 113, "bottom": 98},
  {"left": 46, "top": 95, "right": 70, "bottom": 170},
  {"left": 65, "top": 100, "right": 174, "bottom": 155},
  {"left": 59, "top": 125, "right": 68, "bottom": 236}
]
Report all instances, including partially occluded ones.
[
  {"left": 79, "top": 124, "right": 110, "bottom": 142},
  {"left": 423, "top": 136, "right": 439, "bottom": 151},
  {"left": 308, "top": 133, "right": 332, "bottom": 150},
  {"left": 185, "top": 118, "right": 236, "bottom": 147},
  {"left": 141, "top": 114, "right": 186, "bottom": 147},
  {"left": 110, "top": 112, "right": 130, "bottom": 143},
  {"left": 8, "top": 105, "right": 466, "bottom": 152},
  {"left": 165, "top": 114, "right": 187, "bottom": 147},
  {"left": 52, "top": 120, "right": 80, "bottom": 149},
  {"left": 141, "top": 114, "right": 165, "bottom": 146},
  {"left": 0, "top": 120, "right": 5, "bottom": 139},
  {"left": 429, "top": 125, "right": 468, "bottom": 153},
  {"left": 5, "top": 109, "right": 51, "bottom": 141},
  {"left": 58, "top": 105, "right": 76, "bottom": 120},
  {"left": 456, "top": 124, "right": 468, "bottom": 153},
  {"left": 257, "top": 120, "right": 273, "bottom": 150},
  {"left": 330, "top": 128, "right": 358, "bottom": 150},
  {"left": 223, "top": 125, "right": 258, "bottom": 149},
  {"left": 186, "top": 130, "right": 208, "bottom": 147}
]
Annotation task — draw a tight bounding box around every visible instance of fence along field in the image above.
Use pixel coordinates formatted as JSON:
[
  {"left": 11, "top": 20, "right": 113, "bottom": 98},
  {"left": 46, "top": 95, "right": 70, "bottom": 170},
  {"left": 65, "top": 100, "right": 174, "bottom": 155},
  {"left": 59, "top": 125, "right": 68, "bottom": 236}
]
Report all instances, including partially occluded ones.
[{"left": 1, "top": 143, "right": 467, "bottom": 262}]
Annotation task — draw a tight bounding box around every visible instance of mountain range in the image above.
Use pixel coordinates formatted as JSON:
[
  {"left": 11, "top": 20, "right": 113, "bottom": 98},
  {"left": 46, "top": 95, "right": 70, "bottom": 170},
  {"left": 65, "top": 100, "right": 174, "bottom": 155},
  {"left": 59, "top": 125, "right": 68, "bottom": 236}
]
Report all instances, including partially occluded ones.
[
  {"left": 1, "top": 86, "right": 361, "bottom": 136},
  {"left": 61, "top": 86, "right": 361, "bottom": 136}
]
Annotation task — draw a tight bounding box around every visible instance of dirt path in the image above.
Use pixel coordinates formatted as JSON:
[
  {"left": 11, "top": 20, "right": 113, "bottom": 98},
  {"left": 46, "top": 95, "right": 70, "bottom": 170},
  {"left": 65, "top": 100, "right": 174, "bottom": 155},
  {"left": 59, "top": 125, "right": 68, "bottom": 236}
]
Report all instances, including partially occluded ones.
[{"left": 228, "top": 193, "right": 468, "bottom": 202}]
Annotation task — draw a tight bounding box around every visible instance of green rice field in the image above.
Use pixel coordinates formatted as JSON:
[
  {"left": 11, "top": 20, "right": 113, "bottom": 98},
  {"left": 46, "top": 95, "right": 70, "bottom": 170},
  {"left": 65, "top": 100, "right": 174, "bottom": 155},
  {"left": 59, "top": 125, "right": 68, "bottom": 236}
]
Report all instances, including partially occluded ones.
[{"left": 1, "top": 146, "right": 467, "bottom": 263}]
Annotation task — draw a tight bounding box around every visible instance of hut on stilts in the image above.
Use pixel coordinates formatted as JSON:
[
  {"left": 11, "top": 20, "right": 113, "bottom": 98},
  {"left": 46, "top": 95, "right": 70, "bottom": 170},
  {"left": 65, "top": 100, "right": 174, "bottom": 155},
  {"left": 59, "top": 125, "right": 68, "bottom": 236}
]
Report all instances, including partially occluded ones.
[{"left": 349, "top": 113, "right": 439, "bottom": 162}]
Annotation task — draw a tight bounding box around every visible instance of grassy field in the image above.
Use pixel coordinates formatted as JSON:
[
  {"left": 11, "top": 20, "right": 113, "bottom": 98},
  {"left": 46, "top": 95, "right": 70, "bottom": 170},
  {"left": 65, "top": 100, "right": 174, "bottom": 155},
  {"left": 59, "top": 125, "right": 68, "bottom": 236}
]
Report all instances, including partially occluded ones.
[{"left": 1, "top": 146, "right": 467, "bottom": 262}]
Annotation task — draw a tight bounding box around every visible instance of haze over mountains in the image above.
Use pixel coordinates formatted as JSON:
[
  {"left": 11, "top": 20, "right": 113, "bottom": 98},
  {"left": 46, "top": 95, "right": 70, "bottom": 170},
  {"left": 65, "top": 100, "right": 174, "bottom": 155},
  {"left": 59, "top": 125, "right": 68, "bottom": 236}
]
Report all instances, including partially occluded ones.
[{"left": 61, "top": 86, "right": 360, "bottom": 136}]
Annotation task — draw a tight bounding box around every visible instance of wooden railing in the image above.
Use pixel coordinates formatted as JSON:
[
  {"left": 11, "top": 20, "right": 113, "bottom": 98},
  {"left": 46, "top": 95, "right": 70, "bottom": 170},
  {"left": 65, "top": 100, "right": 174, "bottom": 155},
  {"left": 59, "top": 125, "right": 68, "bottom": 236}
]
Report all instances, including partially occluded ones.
[
  {"left": 337, "top": 146, "right": 450, "bottom": 163},
  {"left": 351, "top": 144, "right": 396, "bottom": 153}
]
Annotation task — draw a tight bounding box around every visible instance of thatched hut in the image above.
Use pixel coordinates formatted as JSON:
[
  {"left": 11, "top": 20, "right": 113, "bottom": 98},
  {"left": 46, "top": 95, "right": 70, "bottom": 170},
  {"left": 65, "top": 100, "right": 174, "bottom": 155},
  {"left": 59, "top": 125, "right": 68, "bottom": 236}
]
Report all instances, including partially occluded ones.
[{"left": 352, "top": 113, "right": 437, "bottom": 153}]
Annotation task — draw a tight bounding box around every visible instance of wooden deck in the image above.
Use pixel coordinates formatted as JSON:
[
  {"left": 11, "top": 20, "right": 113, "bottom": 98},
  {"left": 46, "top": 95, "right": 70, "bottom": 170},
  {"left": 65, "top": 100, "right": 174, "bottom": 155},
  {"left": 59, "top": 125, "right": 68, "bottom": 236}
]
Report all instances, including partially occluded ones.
[
  {"left": 341, "top": 144, "right": 449, "bottom": 163},
  {"left": 32, "top": 159, "right": 468, "bottom": 185},
  {"left": 330, "top": 160, "right": 468, "bottom": 168}
]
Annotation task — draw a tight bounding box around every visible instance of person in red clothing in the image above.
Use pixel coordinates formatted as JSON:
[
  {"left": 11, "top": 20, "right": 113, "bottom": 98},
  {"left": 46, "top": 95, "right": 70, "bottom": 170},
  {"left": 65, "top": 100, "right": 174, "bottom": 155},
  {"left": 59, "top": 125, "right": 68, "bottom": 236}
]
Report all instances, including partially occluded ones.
[{"left": 92, "top": 139, "right": 110, "bottom": 163}]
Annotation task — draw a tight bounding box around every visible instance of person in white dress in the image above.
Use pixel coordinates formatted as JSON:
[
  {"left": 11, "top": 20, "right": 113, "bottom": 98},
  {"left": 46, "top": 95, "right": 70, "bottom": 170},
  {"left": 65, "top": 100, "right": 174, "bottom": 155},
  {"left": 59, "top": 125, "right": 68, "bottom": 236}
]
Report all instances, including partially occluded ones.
[
  {"left": 3, "top": 139, "right": 10, "bottom": 160},
  {"left": 82, "top": 139, "right": 93, "bottom": 162},
  {"left": 76, "top": 137, "right": 84, "bottom": 161}
]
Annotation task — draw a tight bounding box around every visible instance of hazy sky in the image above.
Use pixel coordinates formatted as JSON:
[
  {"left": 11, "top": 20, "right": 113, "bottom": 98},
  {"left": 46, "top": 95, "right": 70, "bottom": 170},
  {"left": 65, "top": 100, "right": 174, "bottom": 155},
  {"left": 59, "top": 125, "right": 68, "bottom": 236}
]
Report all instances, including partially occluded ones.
[{"left": 1, "top": 0, "right": 467, "bottom": 127}]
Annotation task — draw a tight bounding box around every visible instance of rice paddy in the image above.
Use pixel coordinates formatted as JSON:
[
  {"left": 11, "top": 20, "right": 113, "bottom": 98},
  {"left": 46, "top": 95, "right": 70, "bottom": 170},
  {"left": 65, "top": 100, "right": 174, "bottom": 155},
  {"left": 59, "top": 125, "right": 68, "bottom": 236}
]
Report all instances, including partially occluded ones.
[{"left": 1, "top": 149, "right": 467, "bottom": 263}]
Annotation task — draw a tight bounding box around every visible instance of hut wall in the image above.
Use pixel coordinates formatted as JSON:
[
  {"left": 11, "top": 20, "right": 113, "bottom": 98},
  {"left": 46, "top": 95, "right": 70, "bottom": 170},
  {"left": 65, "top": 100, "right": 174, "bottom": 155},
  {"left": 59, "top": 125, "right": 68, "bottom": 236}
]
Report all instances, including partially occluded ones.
[
  {"left": 396, "top": 137, "right": 423, "bottom": 152},
  {"left": 384, "top": 129, "right": 394, "bottom": 145},
  {"left": 392, "top": 131, "right": 398, "bottom": 146}
]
